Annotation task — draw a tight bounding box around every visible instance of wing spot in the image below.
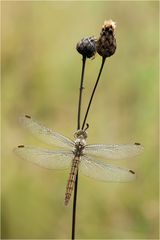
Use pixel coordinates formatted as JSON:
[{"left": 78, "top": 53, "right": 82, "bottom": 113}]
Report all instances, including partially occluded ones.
[
  {"left": 129, "top": 170, "right": 135, "bottom": 174},
  {"left": 18, "top": 145, "right": 24, "bottom": 148},
  {"left": 25, "top": 114, "right": 31, "bottom": 119},
  {"left": 134, "top": 142, "right": 141, "bottom": 145}
]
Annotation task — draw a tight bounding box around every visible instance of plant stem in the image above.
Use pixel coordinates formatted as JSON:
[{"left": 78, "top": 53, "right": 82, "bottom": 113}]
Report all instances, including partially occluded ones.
[
  {"left": 82, "top": 57, "right": 106, "bottom": 130},
  {"left": 71, "top": 172, "right": 78, "bottom": 240},
  {"left": 72, "top": 56, "right": 86, "bottom": 240},
  {"left": 72, "top": 56, "right": 106, "bottom": 239},
  {"left": 77, "top": 56, "right": 86, "bottom": 130}
]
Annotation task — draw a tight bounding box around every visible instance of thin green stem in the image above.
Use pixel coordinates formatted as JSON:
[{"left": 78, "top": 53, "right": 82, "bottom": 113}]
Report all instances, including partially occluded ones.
[{"left": 82, "top": 57, "right": 106, "bottom": 130}]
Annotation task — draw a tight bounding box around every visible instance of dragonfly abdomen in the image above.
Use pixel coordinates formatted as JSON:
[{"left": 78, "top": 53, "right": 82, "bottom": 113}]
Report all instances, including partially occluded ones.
[{"left": 64, "top": 156, "right": 80, "bottom": 206}]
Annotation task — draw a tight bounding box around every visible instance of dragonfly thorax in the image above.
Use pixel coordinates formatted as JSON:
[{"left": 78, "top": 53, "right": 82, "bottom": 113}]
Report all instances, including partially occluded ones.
[{"left": 75, "top": 137, "right": 86, "bottom": 147}]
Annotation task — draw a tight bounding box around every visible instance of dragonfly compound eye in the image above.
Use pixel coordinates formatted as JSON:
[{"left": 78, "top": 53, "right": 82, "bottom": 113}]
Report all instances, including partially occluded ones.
[{"left": 74, "top": 130, "right": 87, "bottom": 139}]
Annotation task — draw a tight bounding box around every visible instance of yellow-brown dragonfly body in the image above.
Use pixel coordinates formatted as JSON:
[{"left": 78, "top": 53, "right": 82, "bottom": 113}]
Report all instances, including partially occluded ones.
[{"left": 14, "top": 115, "right": 143, "bottom": 206}]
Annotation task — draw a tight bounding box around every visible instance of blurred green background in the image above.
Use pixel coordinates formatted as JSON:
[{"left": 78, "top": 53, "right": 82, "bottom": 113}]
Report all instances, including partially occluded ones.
[{"left": 2, "top": 1, "right": 159, "bottom": 239}]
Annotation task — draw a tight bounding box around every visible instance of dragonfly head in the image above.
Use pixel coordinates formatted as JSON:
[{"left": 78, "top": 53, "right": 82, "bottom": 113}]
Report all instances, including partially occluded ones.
[
  {"left": 74, "top": 130, "right": 88, "bottom": 148},
  {"left": 74, "top": 130, "right": 88, "bottom": 140}
]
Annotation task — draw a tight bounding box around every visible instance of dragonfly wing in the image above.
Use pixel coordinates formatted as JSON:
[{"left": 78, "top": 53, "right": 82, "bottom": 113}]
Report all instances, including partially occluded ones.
[
  {"left": 79, "top": 155, "right": 136, "bottom": 182},
  {"left": 85, "top": 143, "right": 144, "bottom": 160},
  {"left": 14, "top": 145, "right": 73, "bottom": 169},
  {"left": 19, "top": 115, "right": 74, "bottom": 149}
]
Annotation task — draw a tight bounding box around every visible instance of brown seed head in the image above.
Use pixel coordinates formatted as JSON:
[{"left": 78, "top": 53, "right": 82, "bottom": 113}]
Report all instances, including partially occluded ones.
[{"left": 97, "top": 20, "right": 117, "bottom": 58}]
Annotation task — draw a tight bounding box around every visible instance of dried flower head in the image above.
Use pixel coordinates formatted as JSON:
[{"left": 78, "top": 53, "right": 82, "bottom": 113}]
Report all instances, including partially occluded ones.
[
  {"left": 96, "top": 20, "right": 116, "bottom": 58},
  {"left": 76, "top": 36, "right": 97, "bottom": 58}
]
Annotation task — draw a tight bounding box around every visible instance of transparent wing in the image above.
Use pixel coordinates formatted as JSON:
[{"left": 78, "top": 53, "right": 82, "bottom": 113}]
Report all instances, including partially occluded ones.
[
  {"left": 85, "top": 143, "right": 144, "bottom": 160},
  {"left": 79, "top": 155, "right": 136, "bottom": 182},
  {"left": 19, "top": 115, "right": 74, "bottom": 149},
  {"left": 14, "top": 145, "right": 73, "bottom": 169}
]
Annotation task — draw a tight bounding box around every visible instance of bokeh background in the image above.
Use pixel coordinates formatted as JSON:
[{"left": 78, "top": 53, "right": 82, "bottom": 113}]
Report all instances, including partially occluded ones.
[{"left": 2, "top": 1, "right": 159, "bottom": 239}]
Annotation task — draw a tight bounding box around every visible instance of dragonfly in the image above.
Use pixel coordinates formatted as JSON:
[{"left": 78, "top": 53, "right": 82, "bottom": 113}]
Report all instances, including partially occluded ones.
[{"left": 14, "top": 115, "right": 143, "bottom": 206}]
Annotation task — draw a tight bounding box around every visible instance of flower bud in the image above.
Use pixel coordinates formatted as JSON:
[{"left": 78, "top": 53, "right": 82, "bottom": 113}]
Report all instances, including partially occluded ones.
[
  {"left": 76, "top": 36, "right": 97, "bottom": 58},
  {"left": 97, "top": 20, "right": 116, "bottom": 58}
]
